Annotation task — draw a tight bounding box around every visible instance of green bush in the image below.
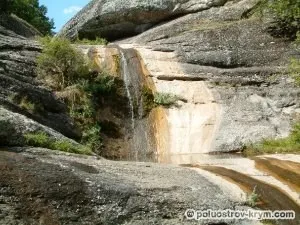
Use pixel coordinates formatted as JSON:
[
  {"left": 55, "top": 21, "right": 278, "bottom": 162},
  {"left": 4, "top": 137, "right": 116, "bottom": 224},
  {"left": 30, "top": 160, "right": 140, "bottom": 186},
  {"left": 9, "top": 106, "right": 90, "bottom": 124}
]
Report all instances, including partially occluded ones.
[
  {"left": 84, "top": 73, "right": 116, "bottom": 95},
  {"left": 24, "top": 131, "right": 92, "bottom": 155},
  {"left": 154, "top": 92, "right": 180, "bottom": 107},
  {"left": 37, "top": 37, "right": 90, "bottom": 90},
  {"left": 268, "top": 0, "right": 300, "bottom": 39},
  {"left": 36, "top": 37, "right": 119, "bottom": 154},
  {"left": 82, "top": 124, "right": 102, "bottom": 151}
]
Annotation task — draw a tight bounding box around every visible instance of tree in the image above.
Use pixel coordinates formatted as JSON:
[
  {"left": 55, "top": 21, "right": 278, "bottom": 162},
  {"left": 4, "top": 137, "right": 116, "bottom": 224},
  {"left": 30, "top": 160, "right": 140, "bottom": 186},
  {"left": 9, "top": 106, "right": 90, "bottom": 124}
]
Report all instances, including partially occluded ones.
[{"left": 3, "top": 0, "right": 55, "bottom": 35}]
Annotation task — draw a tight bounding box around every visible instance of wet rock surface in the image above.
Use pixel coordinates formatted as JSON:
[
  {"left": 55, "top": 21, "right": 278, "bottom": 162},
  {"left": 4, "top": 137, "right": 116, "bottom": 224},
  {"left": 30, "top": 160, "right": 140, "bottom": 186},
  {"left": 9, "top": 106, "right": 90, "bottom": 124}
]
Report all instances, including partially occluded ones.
[{"left": 0, "top": 148, "right": 252, "bottom": 225}]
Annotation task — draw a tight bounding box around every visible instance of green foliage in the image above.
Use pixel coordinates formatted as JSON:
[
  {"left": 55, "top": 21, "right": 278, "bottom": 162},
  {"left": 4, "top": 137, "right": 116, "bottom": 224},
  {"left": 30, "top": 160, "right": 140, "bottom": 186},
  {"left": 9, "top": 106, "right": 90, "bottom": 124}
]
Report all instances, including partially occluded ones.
[
  {"left": 24, "top": 131, "right": 49, "bottom": 148},
  {"left": 37, "top": 37, "right": 90, "bottom": 91},
  {"left": 52, "top": 140, "right": 91, "bottom": 154},
  {"left": 84, "top": 73, "right": 116, "bottom": 95},
  {"left": 289, "top": 33, "right": 300, "bottom": 84},
  {"left": 141, "top": 86, "right": 156, "bottom": 114},
  {"left": 24, "top": 131, "right": 92, "bottom": 155},
  {"left": 154, "top": 92, "right": 180, "bottom": 107},
  {"left": 268, "top": 0, "right": 300, "bottom": 39},
  {"left": 74, "top": 37, "right": 108, "bottom": 45},
  {"left": 243, "top": 122, "right": 300, "bottom": 156},
  {"left": 37, "top": 37, "right": 120, "bottom": 154},
  {"left": 3, "top": 0, "right": 55, "bottom": 35},
  {"left": 246, "top": 186, "right": 260, "bottom": 207},
  {"left": 19, "top": 97, "right": 35, "bottom": 112},
  {"left": 141, "top": 87, "right": 181, "bottom": 115},
  {"left": 82, "top": 124, "right": 102, "bottom": 150}
]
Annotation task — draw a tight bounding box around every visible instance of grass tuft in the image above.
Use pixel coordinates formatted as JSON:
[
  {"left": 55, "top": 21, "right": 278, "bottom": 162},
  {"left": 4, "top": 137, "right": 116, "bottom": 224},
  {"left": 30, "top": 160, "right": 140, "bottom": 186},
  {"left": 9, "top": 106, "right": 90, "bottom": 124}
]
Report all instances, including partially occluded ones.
[
  {"left": 154, "top": 92, "right": 180, "bottom": 107},
  {"left": 73, "top": 37, "right": 108, "bottom": 45},
  {"left": 246, "top": 186, "right": 260, "bottom": 207},
  {"left": 24, "top": 131, "right": 92, "bottom": 155},
  {"left": 243, "top": 123, "right": 300, "bottom": 156}
]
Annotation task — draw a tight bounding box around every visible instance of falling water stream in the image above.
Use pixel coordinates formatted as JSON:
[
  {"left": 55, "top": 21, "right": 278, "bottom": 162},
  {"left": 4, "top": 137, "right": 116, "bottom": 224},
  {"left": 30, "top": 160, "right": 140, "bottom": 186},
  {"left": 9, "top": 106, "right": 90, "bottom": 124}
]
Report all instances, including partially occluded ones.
[{"left": 120, "top": 50, "right": 135, "bottom": 130}]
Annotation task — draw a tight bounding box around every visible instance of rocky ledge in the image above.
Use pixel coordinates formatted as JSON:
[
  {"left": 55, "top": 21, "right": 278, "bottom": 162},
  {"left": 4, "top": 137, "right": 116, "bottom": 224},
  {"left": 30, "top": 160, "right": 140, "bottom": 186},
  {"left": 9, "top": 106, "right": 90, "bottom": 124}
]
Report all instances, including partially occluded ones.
[
  {"left": 0, "top": 14, "right": 81, "bottom": 147},
  {"left": 58, "top": 0, "right": 228, "bottom": 41}
]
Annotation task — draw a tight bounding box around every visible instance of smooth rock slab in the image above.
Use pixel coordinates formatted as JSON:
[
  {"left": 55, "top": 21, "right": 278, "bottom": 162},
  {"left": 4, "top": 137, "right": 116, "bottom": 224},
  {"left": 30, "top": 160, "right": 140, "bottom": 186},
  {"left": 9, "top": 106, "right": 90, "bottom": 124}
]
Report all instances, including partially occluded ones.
[
  {"left": 58, "top": 0, "right": 228, "bottom": 41},
  {"left": 0, "top": 148, "right": 259, "bottom": 225}
]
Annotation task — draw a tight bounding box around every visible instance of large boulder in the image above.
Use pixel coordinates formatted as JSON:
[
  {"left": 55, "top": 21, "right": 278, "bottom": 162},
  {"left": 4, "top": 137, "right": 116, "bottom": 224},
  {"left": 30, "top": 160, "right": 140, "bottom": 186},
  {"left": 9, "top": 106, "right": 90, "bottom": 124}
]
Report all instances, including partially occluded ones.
[
  {"left": 0, "top": 13, "right": 41, "bottom": 38},
  {"left": 0, "top": 14, "right": 81, "bottom": 146},
  {"left": 58, "top": 0, "right": 228, "bottom": 41}
]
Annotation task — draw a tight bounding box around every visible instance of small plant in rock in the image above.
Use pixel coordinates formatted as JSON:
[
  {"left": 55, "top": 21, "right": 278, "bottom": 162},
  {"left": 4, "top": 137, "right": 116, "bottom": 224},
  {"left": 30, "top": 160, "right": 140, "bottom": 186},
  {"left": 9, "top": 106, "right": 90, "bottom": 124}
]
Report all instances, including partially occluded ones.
[
  {"left": 82, "top": 124, "right": 102, "bottom": 151},
  {"left": 24, "top": 131, "right": 49, "bottom": 148},
  {"left": 19, "top": 97, "right": 36, "bottom": 113},
  {"left": 24, "top": 131, "right": 92, "bottom": 155},
  {"left": 246, "top": 186, "right": 260, "bottom": 207},
  {"left": 243, "top": 122, "right": 300, "bottom": 156},
  {"left": 73, "top": 37, "right": 108, "bottom": 45},
  {"left": 141, "top": 86, "right": 156, "bottom": 114},
  {"left": 154, "top": 92, "right": 180, "bottom": 107},
  {"left": 84, "top": 72, "right": 116, "bottom": 95},
  {"left": 289, "top": 32, "right": 300, "bottom": 85}
]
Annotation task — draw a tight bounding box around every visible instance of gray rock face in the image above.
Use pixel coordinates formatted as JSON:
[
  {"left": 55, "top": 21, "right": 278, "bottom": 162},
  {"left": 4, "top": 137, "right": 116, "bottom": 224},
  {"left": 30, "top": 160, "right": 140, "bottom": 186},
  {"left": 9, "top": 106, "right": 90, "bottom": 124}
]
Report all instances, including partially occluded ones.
[
  {"left": 0, "top": 148, "right": 254, "bottom": 225},
  {"left": 58, "top": 0, "right": 228, "bottom": 41},
  {"left": 119, "top": 0, "right": 300, "bottom": 151},
  {"left": 0, "top": 14, "right": 81, "bottom": 146},
  {"left": 0, "top": 107, "right": 79, "bottom": 146},
  {"left": 0, "top": 13, "right": 41, "bottom": 38}
]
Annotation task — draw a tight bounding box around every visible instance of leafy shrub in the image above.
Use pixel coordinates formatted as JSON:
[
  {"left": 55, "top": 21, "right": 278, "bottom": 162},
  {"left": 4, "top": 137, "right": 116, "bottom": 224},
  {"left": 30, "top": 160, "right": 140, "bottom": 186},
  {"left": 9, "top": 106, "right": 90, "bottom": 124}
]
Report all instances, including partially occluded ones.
[
  {"left": 84, "top": 73, "right": 116, "bottom": 95},
  {"left": 82, "top": 124, "right": 102, "bottom": 151},
  {"left": 36, "top": 37, "right": 120, "bottom": 154},
  {"left": 37, "top": 37, "right": 90, "bottom": 90},
  {"left": 24, "top": 131, "right": 92, "bottom": 155},
  {"left": 154, "top": 92, "right": 180, "bottom": 107},
  {"left": 267, "top": 0, "right": 300, "bottom": 39}
]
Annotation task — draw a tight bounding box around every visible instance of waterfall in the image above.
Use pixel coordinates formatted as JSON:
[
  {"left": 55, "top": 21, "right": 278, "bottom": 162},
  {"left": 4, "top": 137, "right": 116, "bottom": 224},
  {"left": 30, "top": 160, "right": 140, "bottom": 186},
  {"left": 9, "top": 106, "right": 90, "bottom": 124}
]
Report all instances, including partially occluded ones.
[
  {"left": 120, "top": 50, "right": 135, "bottom": 130},
  {"left": 119, "top": 48, "right": 157, "bottom": 162}
]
